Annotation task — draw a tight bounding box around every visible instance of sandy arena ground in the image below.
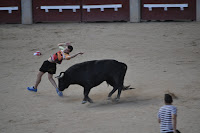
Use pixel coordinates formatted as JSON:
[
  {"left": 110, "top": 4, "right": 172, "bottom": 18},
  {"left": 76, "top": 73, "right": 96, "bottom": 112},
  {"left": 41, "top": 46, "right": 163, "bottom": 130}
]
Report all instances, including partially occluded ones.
[{"left": 0, "top": 22, "right": 200, "bottom": 133}]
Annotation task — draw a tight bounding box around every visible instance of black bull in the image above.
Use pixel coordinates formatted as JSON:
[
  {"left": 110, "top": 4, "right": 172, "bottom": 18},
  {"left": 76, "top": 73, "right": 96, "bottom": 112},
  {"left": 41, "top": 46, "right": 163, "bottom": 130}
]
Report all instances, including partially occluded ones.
[{"left": 56, "top": 59, "right": 134, "bottom": 104}]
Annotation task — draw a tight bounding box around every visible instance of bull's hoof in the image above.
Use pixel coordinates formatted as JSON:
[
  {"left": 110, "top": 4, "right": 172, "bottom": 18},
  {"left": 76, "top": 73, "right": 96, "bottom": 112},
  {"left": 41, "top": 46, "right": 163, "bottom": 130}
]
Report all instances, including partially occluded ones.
[
  {"left": 82, "top": 101, "right": 87, "bottom": 104},
  {"left": 88, "top": 99, "right": 94, "bottom": 103},
  {"left": 115, "top": 98, "right": 120, "bottom": 102},
  {"left": 107, "top": 97, "right": 112, "bottom": 100}
]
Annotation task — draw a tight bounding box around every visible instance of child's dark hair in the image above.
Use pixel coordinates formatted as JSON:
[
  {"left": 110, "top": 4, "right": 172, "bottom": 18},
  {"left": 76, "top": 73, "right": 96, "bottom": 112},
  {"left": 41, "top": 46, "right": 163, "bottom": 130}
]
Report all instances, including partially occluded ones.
[
  {"left": 164, "top": 94, "right": 173, "bottom": 103},
  {"left": 68, "top": 45, "right": 73, "bottom": 52}
]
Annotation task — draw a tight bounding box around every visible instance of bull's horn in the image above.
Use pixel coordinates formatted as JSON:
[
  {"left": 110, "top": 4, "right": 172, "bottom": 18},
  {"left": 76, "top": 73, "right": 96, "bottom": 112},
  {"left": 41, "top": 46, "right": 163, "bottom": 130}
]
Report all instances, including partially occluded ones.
[{"left": 55, "top": 72, "right": 65, "bottom": 79}]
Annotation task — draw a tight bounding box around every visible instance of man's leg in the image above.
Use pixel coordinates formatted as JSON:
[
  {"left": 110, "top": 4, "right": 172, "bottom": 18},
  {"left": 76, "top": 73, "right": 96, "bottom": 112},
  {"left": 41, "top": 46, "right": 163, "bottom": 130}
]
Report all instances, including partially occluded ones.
[
  {"left": 27, "top": 71, "right": 44, "bottom": 92},
  {"left": 48, "top": 73, "right": 58, "bottom": 89},
  {"left": 34, "top": 71, "right": 45, "bottom": 89},
  {"left": 48, "top": 73, "right": 63, "bottom": 97}
]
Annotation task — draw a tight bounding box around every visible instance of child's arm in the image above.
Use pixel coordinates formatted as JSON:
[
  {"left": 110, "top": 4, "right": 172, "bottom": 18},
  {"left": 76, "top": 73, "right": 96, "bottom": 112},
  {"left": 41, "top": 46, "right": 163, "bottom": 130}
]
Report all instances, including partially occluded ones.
[{"left": 172, "top": 114, "right": 177, "bottom": 133}]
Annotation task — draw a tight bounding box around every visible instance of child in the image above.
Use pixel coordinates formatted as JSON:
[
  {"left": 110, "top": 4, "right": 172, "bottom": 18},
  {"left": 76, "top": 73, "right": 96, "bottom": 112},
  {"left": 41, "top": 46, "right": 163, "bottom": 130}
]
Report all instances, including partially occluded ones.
[
  {"left": 158, "top": 94, "right": 178, "bottom": 133},
  {"left": 27, "top": 42, "right": 83, "bottom": 97}
]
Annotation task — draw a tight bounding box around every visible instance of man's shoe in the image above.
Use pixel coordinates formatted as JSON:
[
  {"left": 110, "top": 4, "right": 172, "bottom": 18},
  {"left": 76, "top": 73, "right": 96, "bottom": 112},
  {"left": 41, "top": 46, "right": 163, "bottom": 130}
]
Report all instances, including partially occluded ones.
[
  {"left": 27, "top": 86, "right": 37, "bottom": 92},
  {"left": 56, "top": 88, "right": 63, "bottom": 97}
]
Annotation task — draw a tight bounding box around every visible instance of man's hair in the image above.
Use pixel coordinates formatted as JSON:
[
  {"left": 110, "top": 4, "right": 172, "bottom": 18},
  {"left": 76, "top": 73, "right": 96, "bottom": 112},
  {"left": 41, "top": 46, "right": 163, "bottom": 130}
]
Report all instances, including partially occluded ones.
[
  {"left": 164, "top": 94, "right": 173, "bottom": 104},
  {"left": 68, "top": 45, "right": 73, "bottom": 52}
]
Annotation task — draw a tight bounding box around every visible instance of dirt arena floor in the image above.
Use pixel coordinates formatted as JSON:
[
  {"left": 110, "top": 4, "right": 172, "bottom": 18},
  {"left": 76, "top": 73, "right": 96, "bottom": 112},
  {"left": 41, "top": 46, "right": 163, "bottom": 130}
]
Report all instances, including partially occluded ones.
[{"left": 0, "top": 22, "right": 200, "bottom": 133}]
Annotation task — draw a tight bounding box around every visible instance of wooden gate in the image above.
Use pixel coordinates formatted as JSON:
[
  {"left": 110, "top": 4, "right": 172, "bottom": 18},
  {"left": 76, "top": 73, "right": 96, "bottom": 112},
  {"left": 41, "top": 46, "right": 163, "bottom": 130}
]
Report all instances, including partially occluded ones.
[
  {"left": 33, "top": 0, "right": 129, "bottom": 23},
  {"left": 141, "top": 0, "right": 196, "bottom": 21},
  {"left": 0, "top": 0, "right": 21, "bottom": 24}
]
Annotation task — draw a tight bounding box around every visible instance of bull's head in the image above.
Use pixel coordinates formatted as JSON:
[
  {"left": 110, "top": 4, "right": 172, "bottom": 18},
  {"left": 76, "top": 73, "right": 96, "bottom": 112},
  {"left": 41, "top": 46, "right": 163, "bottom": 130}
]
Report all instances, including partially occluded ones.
[{"left": 55, "top": 72, "right": 69, "bottom": 91}]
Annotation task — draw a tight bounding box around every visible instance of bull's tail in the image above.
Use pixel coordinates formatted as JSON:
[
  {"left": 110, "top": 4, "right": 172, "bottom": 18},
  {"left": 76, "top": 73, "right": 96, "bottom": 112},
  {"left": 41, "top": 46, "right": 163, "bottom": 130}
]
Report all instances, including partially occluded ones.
[
  {"left": 123, "top": 85, "right": 135, "bottom": 91},
  {"left": 106, "top": 84, "right": 135, "bottom": 91}
]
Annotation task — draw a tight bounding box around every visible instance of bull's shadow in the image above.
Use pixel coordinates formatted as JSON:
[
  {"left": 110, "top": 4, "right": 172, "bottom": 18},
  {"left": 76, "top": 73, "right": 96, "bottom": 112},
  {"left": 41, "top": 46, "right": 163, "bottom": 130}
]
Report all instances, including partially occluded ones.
[
  {"left": 86, "top": 95, "right": 159, "bottom": 108},
  {"left": 59, "top": 89, "right": 160, "bottom": 109}
]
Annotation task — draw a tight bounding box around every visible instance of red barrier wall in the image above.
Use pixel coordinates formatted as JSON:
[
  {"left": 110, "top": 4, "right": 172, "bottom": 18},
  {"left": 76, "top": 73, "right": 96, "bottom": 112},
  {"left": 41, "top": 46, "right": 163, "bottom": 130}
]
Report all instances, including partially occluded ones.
[
  {"left": 33, "top": 0, "right": 82, "bottom": 23},
  {"left": 0, "top": 0, "right": 21, "bottom": 24},
  {"left": 33, "top": 0, "right": 129, "bottom": 23},
  {"left": 82, "top": 0, "right": 129, "bottom": 22},
  {"left": 141, "top": 0, "right": 196, "bottom": 21}
]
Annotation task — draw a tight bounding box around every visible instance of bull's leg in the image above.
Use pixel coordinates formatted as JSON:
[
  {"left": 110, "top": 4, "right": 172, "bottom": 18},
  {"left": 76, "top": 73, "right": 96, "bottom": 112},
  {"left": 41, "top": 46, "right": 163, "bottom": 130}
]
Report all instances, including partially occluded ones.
[
  {"left": 108, "top": 87, "right": 118, "bottom": 100},
  {"left": 116, "top": 87, "right": 123, "bottom": 102},
  {"left": 82, "top": 88, "right": 93, "bottom": 104}
]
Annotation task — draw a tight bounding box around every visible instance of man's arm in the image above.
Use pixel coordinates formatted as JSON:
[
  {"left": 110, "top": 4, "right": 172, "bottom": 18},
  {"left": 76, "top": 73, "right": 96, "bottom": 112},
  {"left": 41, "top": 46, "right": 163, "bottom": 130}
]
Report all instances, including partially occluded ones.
[
  {"left": 65, "top": 52, "right": 84, "bottom": 60},
  {"left": 58, "top": 42, "right": 70, "bottom": 47},
  {"left": 58, "top": 42, "right": 71, "bottom": 50}
]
